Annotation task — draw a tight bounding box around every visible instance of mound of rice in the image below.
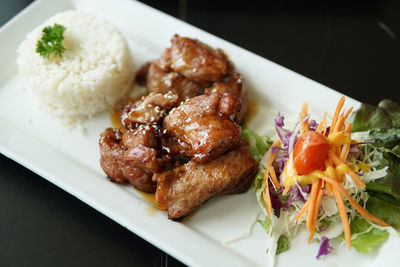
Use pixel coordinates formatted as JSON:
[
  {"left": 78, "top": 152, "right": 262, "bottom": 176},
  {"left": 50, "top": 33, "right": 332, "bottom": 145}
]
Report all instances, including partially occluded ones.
[{"left": 17, "top": 10, "right": 134, "bottom": 124}]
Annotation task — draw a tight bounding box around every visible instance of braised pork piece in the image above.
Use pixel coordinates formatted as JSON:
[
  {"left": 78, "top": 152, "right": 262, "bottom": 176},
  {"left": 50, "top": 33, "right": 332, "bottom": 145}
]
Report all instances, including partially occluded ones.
[
  {"left": 99, "top": 34, "right": 257, "bottom": 219},
  {"left": 162, "top": 92, "right": 242, "bottom": 162},
  {"left": 99, "top": 126, "right": 160, "bottom": 193},
  {"left": 155, "top": 142, "right": 258, "bottom": 220}
]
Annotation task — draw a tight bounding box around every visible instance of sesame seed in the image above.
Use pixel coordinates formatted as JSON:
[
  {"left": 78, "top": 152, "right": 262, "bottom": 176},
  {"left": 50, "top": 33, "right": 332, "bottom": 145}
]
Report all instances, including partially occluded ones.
[{"left": 163, "top": 129, "right": 167, "bottom": 134}]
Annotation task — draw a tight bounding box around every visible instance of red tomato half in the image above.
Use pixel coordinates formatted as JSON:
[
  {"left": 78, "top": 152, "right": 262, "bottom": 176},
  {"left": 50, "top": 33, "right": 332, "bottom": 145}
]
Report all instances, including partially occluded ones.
[{"left": 293, "top": 131, "right": 329, "bottom": 175}]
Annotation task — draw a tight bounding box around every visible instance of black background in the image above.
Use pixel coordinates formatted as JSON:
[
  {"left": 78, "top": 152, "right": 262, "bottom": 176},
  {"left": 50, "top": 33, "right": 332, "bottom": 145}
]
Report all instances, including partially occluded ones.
[{"left": 1, "top": 0, "right": 399, "bottom": 266}]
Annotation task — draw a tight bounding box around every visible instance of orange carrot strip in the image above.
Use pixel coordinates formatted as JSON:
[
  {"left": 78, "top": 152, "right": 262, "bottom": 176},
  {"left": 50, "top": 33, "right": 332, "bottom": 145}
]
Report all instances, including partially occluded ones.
[
  {"left": 306, "top": 180, "right": 320, "bottom": 233},
  {"left": 300, "top": 101, "right": 309, "bottom": 135},
  {"left": 282, "top": 186, "right": 290, "bottom": 196},
  {"left": 308, "top": 183, "right": 324, "bottom": 242},
  {"left": 264, "top": 140, "right": 282, "bottom": 192},
  {"left": 333, "top": 115, "right": 346, "bottom": 134},
  {"left": 262, "top": 178, "right": 273, "bottom": 218},
  {"left": 320, "top": 176, "right": 389, "bottom": 227},
  {"left": 330, "top": 96, "right": 345, "bottom": 132},
  {"left": 316, "top": 112, "right": 328, "bottom": 134},
  {"left": 268, "top": 166, "right": 281, "bottom": 190},
  {"left": 333, "top": 184, "right": 352, "bottom": 249},
  {"left": 342, "top": 107, "right": 354, "bottom": 121},
  {"left": 328, "top": 151, "right": 366, "bottom": 187},
  {"left": 294, "top": 199, "right": 310, "bottom": 222},
  {"left": 340, "top": 123, "right": 352, "bottom": 161}
]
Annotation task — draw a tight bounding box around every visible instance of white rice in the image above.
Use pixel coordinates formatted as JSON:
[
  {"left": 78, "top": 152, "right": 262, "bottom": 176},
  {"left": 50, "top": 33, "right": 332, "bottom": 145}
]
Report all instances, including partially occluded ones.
[{"left": 17, "top": 10, "right": 134, "bottom": 124}]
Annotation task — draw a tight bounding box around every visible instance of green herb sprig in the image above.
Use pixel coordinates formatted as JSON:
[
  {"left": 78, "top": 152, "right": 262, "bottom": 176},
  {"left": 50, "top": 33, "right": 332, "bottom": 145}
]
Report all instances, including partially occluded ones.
[{"left": 36, "top": 23, "right": 67, "bottom": 59}]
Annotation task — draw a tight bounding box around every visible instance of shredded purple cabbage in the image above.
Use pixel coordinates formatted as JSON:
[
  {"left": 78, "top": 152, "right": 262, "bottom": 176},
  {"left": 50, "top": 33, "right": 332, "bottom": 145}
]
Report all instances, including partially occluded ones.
[
  {"left": 316, "top": 236, "right": 333, "bottom": 259},
  {"left": 269, "top": 182, "right": 308, "bottom": 218}
]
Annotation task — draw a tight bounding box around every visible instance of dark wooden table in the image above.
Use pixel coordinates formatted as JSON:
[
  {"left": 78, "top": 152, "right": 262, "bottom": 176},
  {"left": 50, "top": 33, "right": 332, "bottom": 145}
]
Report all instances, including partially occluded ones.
[{"left": 1, "top": 0, "right": 399, "bottom": 266}]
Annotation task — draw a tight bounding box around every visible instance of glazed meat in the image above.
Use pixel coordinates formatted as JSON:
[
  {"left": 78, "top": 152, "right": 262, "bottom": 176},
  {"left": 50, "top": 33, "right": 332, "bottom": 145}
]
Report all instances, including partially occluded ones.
[
  {"left": 162, "top": 34, "right": 231, "bottom": 83},
  {"left": 162, "top": 92, "right": 242, "bottom": 162},
  {"left": 122, "top": 123, "right": 161, "bottom": 149},
  {"left": 99, "top": 34, "right": 256, "bottom": 220},
  {"left": 99, "top": 126, "right": 162, "bottom": 193},
  {"left": 121, "top": 92, "right": 179, "bottom": 130},
  {"left": 146, "top": 63, "right": 205, "bottom": 100},
  {"left": 205, "top": 73, "right": 248, "bottom": 124},
  {"left": 154, "top": 142, "right": 258, "bottom": 219}
]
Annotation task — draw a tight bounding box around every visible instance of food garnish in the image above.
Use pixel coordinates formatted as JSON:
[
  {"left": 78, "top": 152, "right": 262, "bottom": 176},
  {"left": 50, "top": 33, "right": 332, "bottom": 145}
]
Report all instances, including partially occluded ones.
[
  {"left": 248, "top": 97, "right": 400, "bottom": 264},
  {"left": 36, "top": 23, "right": 66, "bottom": 59},
  {"left": 268, "top": 97, "right": 388, "bottom": 248}
]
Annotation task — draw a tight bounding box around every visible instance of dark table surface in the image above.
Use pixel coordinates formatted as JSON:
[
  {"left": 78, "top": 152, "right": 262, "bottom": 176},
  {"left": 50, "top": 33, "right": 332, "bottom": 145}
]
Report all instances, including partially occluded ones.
[{"left": 1, "top": 0, "right": 399, "bottom": 266}]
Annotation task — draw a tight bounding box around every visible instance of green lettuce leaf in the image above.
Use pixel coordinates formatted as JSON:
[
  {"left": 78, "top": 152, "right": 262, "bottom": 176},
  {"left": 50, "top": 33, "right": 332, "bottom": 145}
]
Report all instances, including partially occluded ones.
[
  {"left": 276, "top": 235, "right": 289, "bottom": 254},
  {"left": 351, "top": 103, "right": 392, "bottom": 132},
  {"left": 367, "top": 192, "right": 400, "bottom": 231},
  {"left": 366, "top": 149, "right": 400, "bottom": 200},
  {"left": 378, "top": 99, "right": 400, "bottom": 128},
  {"left": 338, "top": 216, "right": 389, "bottom": 254},
  {"left": 241, "top": 125, "right": 272, "bottom": 163},
  {"left": 369, "top": 128, "right": 400, "bottom": 150}
]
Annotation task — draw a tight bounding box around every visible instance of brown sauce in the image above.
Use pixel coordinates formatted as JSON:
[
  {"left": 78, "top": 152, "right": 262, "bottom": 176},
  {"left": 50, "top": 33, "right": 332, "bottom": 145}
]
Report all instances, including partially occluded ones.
[
  {"left": 247, "top": 98, "right": 259, "bottom": 122},
  {"left": 110, "top": 107, "right": 123, "bottom": 129},
  {"left": 110, "top": 94, "right": 146, "bottom": 129},
  {"left": 136, "top": 190, "right": 158, "bottom": 215}
]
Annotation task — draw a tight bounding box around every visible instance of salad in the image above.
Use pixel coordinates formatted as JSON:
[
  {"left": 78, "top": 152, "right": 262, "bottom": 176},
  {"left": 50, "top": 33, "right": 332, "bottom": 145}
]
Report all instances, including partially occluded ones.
[{"left": 243, "top": 97, "right": 400, "bottom": 265}]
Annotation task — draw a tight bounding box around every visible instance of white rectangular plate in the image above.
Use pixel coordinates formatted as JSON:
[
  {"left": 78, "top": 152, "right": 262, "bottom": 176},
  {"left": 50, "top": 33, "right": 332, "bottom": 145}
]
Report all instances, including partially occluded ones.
[{"left": 1, "top": 0, "right": 399, "bottom": 266}]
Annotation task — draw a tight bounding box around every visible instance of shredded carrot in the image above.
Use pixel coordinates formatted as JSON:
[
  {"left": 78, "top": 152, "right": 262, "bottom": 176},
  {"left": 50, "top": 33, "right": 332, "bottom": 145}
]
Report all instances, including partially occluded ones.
[
  {"left": 328, "top": 151, "right": 366, "bottom": 187},
  {"left": 320, "top": 176, "right": 389, "bottom": 227},
  {"left": 282, "top": 186, "right": 290, "bottom": 196},
  {"left": 316, "top": 112, "right": 327, "bottom": 134},
  {"left": 333, "top": 184, "right": 352, "bottom": 249},
  {"left": 294, "top": 199, "right": 310, "bottom": 222},
  {"left": 306, "top": 180, "right": 320, "bottom": 233},
  {"left": 268, "top": 166, "right": 281, "bottom": 190},
  {"left": 342, "top": 107, "right": 354, "bottom": 122},
  {"left": 308, "top": 183, "right": 324, "bottom": 242},
  {"left": 340, "top": 123, "right": 352, "bottom": 161},
  {"left": 333, "top": 115, "right": 346, "bottom": 134},
  {"left": 264, "top": 140, "right": 282, "bottom": 191},
  {"left": 300, "top": 101, "right": 309, "bottom": 135},
  {"left": 263, "top": 179, "right": 273, "bottom": 218},
  {"left": 330, "top": 96, "right": 345, "bottom": 131}
]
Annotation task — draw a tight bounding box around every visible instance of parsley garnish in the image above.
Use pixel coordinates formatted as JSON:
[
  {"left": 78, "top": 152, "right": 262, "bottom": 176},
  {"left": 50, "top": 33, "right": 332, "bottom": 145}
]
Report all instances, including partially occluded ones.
[{"left": 36, "top": 23, "right": 67, "bottom": 59}]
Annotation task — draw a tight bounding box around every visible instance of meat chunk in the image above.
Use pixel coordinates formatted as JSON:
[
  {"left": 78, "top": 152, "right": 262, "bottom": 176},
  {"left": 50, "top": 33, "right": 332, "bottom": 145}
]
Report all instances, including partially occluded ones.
[
  {"left": 99, "top": 128, "right": 126, "bottom": 184},
  {"left": 99, "top": 127, "right": 161, "bottom": 193},
  {"left": 121, "top": 92, "right": 179, "bottom": 130},
  {"left": 146, "top": 63, "right": 205, "bottom": 100},
  {"left": 122, "top": 123, "right": 161, "bottom": 149},
  {"left": 154, "top": 47, "right": 172, "bottom": 72},
  {"left": 154, "top": 142, "right": 258, "bottom": 219},
  {"left": 162, "top": 93, "right": 242, "bottom": 162},
  {"left": 167, "top": 34, "right": 231, "bottom": 83},
  {"left": 205, "top": 73, "right": 248, "bottom": 124}
]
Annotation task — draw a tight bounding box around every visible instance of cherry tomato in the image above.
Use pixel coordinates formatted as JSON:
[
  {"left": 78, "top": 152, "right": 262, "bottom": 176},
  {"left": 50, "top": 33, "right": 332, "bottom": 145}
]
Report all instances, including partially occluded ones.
[{"left": 293, "top": 131, "right": 329, "bottom": 175}]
